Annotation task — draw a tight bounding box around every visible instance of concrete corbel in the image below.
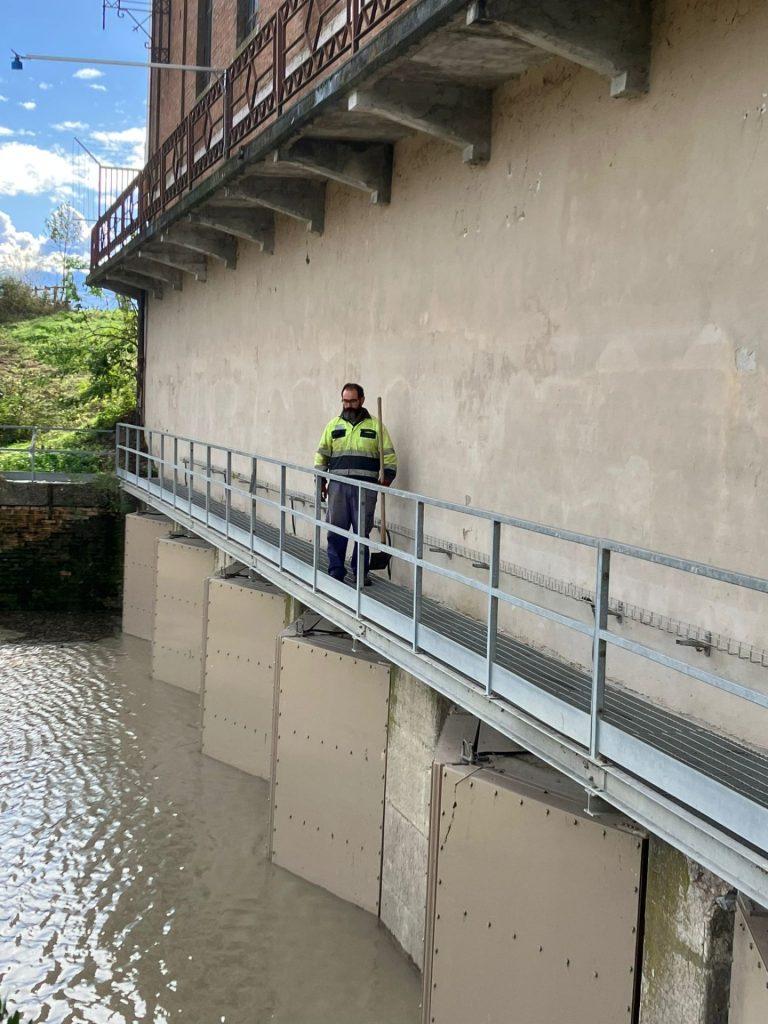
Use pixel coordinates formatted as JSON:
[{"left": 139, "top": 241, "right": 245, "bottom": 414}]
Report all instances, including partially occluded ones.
[
  {"left": 160, "top": 223, "right": 238, "bottom": 269},
  {"left": 268, "top": 140, "right": 393, "bottom": 205},
  {"left": 188, "top": 207, "right": 275, "bottom": 252},
  {"left": 102, "top": 278, "right": 143, "bottom": 301},
  {"left": 222, "top": 177, "right": 326, "bottom": 234},
  {"left": 138, "top": 244, "right": 208, "bottom": 282},
  {"left": 465, "top": 0, "right": 651, "bottom": 97},
  {"left": 108, "top": 269, "right": 164, "bottom": 300},
  {"left": 125, "top": 258, "right": 184, "bottom": 291},
  {"left": 348, "top": 83, "right": 491, "bottom": 164}
]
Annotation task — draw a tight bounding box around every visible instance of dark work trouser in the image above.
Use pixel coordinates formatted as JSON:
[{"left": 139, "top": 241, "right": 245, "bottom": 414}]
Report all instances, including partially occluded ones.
[{"left": 326, "top": 480, "right": 377, "bottom": 580}]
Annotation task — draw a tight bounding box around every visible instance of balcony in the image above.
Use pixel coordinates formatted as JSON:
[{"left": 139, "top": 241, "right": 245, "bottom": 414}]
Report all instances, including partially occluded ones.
[{"left": 88, "top": 0, "right": 652, "bottom": 291}]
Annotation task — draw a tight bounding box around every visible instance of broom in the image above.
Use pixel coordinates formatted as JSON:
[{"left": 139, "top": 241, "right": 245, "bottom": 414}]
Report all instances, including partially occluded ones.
[{"left": 368, "top": 396, "right": 391, "bottom": 572}]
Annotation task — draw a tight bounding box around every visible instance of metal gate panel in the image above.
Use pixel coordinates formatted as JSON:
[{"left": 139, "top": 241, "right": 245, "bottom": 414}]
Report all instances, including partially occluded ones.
[
  {"left": 424, "top": 762, "right": 644, "bottom": 1024},
  {"left": 122, "top": 512, "right": 170, "bottom": 640},
  {"left": 202, "top": 576, "right": 286, "bottom": 778},
  {"left": 270, "top": 635, "right": 390, "bottom": 914},
  {"left": 730, "top": 900, "right": 768, "bottom": 1024},
  {"left": 152, "top": 537, "right": 216, "bottom": 692}
]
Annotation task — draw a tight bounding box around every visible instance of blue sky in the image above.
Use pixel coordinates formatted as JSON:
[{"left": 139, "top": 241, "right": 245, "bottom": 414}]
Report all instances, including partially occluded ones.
[{"left": 0, "top": 0, "right": 149, "bottom": 280}]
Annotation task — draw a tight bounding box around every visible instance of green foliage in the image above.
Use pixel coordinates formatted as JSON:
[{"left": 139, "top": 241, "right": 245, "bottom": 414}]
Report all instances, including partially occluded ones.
[
  {"left": 0, "top": 277, "right": 55, "bottom": 325},
  {"left": 0, "top": 294, "right": 137, "bottom": 470}
]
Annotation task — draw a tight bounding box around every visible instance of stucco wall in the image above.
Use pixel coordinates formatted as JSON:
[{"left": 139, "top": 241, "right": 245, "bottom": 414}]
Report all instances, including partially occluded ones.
[{"left": 144, "top": 0, "right": 768, "bottom": 735}]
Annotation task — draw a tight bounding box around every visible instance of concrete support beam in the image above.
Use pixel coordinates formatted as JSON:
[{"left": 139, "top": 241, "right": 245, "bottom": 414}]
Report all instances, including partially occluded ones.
[
  {"left": 222, "top": 177, "right": 326, "bottom": 234},
  {"left": 348, "top": 83, "right": 491, "bottom": 164},
  {"left": 138, "top": 244, "right": 208, "bottom": 282},
  {"left": 188, "top": 207, "right": 275, "bottom": 252},
  {"left": 639, "top": 839, "right": 735, "bottom": 1024},
  {"left": 102, "top": 278, "right": 142, "bottom": 301},
  {"left": 159, "top": 223, "right": 238, "bottom": 269},
  {"left": 108, "top": 269, "right": 164, "bottom": 299},
  {"left": 465, "top": 0, "right": 651, "bottom": 97},
  {"left": 269, "top": 141, "right": 393, "bottom": 205},
  {"left": 125, "top": 257, "right": 184, "bottom": 291}
]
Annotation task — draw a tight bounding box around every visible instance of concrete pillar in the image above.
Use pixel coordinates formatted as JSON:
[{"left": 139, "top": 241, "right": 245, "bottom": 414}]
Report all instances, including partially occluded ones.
[
  {"left": 152, "top": 535, "right": 216, "bottom": 691},
  {"left": 639, "top": 839, "right": 735, "bottom": 1024},
  {"left": 380, "top": 668, "right": 450, "bottom": 965},
  {"left": 122, "top": 511, "right": 171, "bottom": 639},
  {"left": 201, "top": 575, "right": 287, "bottom": 778},
  {"left": 729, "top": 898, "right": 768, "bottom": 1022},
  {"left": 270, "top": 627, "right": 391, "bottom": 914}
]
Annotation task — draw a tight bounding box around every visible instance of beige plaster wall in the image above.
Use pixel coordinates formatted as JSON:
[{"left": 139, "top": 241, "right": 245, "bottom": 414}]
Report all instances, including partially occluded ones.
[{"left": 144, "top": 0, "right": 768, "bottom": 735}]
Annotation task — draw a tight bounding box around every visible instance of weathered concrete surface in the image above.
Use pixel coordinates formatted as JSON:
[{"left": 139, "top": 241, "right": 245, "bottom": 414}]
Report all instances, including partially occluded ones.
[
  {"left": 639, "top": 839, "right": 735, "bottom": 1024},
  {"left": 380, "top": 669, "right": 450, "bottom": 964}
]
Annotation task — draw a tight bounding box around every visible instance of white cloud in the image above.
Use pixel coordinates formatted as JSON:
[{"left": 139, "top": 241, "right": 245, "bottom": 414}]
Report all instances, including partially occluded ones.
[
  {"left": 0, "top": 142, "right": 96, "bottom": 198},
  {"left": 0, "top": 210, "right": 58, "bottom": 274},
  {"left": 73, "top": 68, "right": 104, "bottom": 80},
  {"left": 0, "top": 95, "right": 7, "bottom": 102},
  {"left": 90, "top": 126, "right": 145, "bottom": 167},
  {"left": 53, "top": 120, "right": 89, "bottom": 132},
  {"left": 89, "top": 84, "right": 108, "bottom": 92},
  {"left": 19, "top": 101, "right": 37, "bottom": 111},
  {"left": 0, "top": 127, "right": 36, "bottom": 138},
  {"left": 39, "top": 83, "right": 53, "bottom": 91}
]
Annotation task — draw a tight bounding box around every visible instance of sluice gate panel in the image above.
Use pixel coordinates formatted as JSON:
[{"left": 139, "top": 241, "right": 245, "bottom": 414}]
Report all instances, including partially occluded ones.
[
  {"left": 122, "top": 511, "right": 172, "bottom": 640},
  {"left": 201, "top": 575, "right": 286, "bottom": 778},
  {"left": 730, "top": 899, "right": 768, "bottom": 1024},
  {"left": 270, "top": 631, "right": 391, "bottom": 914},
  {"left": 152, "top": 535, "right": 216, "bottom": 691},
  {"left": 423, "top": 758, "right": 645, "bottom": 1024}
]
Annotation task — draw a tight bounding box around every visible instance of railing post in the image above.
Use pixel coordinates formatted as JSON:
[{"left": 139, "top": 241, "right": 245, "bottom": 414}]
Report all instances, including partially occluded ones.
[
  {"left": 278, "top": 465, "right": 287, "bottom": 569},
  {"left": 249, "top": 457, "right": 257, "bottom": 557},
  {"left": 146, "top": 429, "right": 153, "bottom": 484},
  {"left": 485, "top": 519, "right": 501, "bottom": 696},
  {"left": 205, "top": 445, "right": 212, "bottom": 527},
  {"left": 186, "top": 116, "right": 194, "bottom": 192},
  {"left": 160, "top": 432, "right": 166, "bottom": 489},
  {"left": 225, "top": 449, "right": 232, "bottom": 539},
  {"left": 275, "top": 10, "right": 286, "bottom": 115},
  {"left": 188, "top": 441, "right": 195, "bottom": 519},
  {"left": 355, "top": 482, "right": 364, "bottom": 614},
  {"left": 351, "top": 0, "right": 360, "bottom": 52},
  {"left": 173, "top": 436, "right": 178, "bottom": 508},
  {"left": 589, "top": 544, "right": 611, "bottom": 759},
  {"left": 134, "top": 426, "right": 140, "bottom": 483},
  {"left": 222, "top": 70, "right": 232, "bottom": 156},
  {"left": 114, "top": 424, "right": 120, "bottom": 476},
  {"left": 30, "top": 427, "right": 37, "bottom": 482},
  {"left": 412, "top": 501, "right": 424, "bottom": 651},
  {"left": 313, "top": 473, "right": 322, "bottom": 592}
]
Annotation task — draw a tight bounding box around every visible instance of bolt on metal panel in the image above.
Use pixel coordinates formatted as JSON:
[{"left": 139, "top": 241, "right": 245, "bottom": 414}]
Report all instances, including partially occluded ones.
[
  {"left": 423, "top": 762, "right": 645, "bottom": 1024},
  {"left": 270, "top": 634, "right": 391, "bottom": 914},
  {"left": 152, "top": 536, "right": 216, "bottom": 691},
  {"left": 122, "top": 512, "right": 171, "bottom": 639},
  {"left": 730, "top": 899, "right": 768, "bottom": 1023},
  {"left": 201, "top": 576, "right": 286, "bottom": 778}
]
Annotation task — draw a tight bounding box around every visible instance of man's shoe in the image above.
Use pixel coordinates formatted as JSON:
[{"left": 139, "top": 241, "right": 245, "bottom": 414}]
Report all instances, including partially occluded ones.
[{"left": 364, "top": 575, "right": 373, "bottom": 587}]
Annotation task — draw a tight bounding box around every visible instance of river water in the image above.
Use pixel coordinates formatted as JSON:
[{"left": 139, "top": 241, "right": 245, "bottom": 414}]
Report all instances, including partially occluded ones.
[{"left": 0, "top": 614, "right": 420, "bottom": 1024}]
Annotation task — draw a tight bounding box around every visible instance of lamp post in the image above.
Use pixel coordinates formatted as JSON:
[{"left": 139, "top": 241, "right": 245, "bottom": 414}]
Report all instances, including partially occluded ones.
[{"left": 10, "top": 52, "right": 226, "bottom": 74}]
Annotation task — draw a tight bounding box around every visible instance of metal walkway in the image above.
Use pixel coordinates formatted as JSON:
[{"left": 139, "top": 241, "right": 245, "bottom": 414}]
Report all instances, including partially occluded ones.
[{"left": 117, "top": 425, "right": 768, "bottom": 904}]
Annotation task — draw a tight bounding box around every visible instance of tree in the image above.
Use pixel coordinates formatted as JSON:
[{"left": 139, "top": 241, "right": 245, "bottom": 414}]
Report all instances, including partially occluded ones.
[{"left": 45, "top": 203, "right": 87, "bottom": 303}]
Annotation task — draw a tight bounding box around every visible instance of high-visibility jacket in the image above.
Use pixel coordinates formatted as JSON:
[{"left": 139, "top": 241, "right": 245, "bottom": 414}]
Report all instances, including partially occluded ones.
[{"left": 315, "top": 410, "right": 397, "bottom": 483}]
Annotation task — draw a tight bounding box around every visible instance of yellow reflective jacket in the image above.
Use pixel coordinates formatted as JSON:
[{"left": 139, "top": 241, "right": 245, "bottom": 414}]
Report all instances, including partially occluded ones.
[{"left": 315, "top": 410, "right": 397, "bottom": 483}]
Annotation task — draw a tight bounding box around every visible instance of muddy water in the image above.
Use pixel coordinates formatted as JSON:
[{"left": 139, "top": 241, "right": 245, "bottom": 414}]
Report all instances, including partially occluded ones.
[{"left": 0, "top": 615, "right": 420, "bottom": 1024}]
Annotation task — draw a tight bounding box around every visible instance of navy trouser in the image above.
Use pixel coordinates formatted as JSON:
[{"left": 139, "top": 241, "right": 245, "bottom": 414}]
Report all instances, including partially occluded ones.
[{"left": 326, "top": 480, "right": 377, "bottom": 580}]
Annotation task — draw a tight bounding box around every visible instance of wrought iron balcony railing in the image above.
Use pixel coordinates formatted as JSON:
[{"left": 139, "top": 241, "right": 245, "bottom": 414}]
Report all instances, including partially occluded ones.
[{"left": 91, "top": 0, "right": 409, "bottom": 268}]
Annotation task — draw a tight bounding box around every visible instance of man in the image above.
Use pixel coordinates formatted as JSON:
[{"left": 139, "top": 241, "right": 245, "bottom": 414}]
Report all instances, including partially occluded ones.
[{"left": 315, "top": 382, "right": 397, "bottom": 583}]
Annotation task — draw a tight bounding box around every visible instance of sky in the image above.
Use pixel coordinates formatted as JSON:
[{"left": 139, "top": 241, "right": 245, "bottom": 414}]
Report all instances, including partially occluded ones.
[{"left": 0, "top": 0, "right": 149, "bottom": 282}]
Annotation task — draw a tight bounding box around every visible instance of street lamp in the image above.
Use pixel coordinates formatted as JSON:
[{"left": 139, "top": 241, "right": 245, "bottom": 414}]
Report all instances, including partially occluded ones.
[{"left": 10, "top": 51, "right": 226, "bottom": 74}]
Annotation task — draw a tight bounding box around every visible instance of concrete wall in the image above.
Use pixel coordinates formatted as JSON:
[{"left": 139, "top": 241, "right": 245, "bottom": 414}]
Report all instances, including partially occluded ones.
[
  {"left": 380, "top": 668, "right": 450, "bottom": 965},
  {"left": 639, "top": 839, "right": 735, "bottom": 1024},
  {"left": 143, "top": 0, "right": 768, "bottom": 742},
  {"left": 729, "top": 899, "right": 768, "bottom": 1023}
]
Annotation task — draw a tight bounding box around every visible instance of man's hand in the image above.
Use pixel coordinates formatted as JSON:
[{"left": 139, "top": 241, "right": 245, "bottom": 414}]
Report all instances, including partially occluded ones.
[
  {"left": 379, "top": 478, "right": 392, "bottom": 487},
  {"left": 320, "top": 479, "right": 328, "bottom": 501}
]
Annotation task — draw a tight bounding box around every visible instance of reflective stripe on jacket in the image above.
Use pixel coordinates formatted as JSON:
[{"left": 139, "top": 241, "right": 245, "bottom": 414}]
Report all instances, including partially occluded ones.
[{"left": 315, "top": 414, "right": 397, "bottom": 483}]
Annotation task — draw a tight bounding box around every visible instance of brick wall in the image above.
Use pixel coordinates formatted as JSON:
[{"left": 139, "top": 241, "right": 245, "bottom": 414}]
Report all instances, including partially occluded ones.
[{"left": 0, "top": 482, "right": 134, "bottom": 612}]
